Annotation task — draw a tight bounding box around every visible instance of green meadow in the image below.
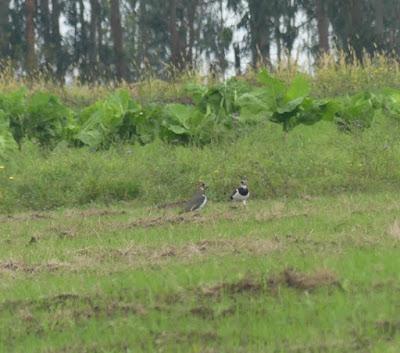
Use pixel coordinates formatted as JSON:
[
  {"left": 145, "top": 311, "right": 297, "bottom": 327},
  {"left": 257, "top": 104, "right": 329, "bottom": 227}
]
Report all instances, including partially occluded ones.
[{"left": 0, "top": 191, "right": 399, "bottom": 352}]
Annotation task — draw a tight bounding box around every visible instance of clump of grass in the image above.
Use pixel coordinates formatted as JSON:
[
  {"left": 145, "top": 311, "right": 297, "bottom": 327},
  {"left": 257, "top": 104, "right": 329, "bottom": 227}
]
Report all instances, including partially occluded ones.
[{"left": 314, "top": 51, "right": 400, "bottom": 97}]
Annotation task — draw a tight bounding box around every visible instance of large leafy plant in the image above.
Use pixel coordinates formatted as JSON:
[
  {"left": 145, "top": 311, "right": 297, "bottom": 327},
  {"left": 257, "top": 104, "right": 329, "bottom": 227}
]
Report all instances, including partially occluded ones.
[
  {"left": 26, "top": 92, "right": 76, "bottom": 147},
  {"left": 0, "top": 89, "right": 27, "bottom": 149},
  {"left": 75, "top": 90, "right": 147, "bottom": 149},
  {"left": 180, "top": 79, "right": 251, "bottom": 143},
  {"left": 161, "top": 103, "right": 207, "bottom": 144},
  {"left": 255, "top": 70, "right": 328, "bottom": 132},
  {"left": 331, "top": 92, "right": 378, "bottom": 133}
]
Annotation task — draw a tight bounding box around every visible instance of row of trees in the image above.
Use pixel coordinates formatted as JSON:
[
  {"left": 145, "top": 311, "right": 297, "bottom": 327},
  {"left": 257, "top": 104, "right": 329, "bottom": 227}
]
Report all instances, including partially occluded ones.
[{"left": 0, "top": 0, "right": 399, "bottom": 83}]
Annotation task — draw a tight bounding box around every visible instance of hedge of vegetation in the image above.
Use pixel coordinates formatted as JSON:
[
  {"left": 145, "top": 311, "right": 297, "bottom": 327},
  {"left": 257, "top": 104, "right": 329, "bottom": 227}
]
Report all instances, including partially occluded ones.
[{"left": 1, "top": 69, "right": 400, "bottom": 159}]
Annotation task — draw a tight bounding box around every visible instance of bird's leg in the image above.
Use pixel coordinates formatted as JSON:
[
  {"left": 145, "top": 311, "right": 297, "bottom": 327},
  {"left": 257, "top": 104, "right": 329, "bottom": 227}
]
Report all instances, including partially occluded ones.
[{"left": 243, "top": 200, "right": 247, "bottom": 207}]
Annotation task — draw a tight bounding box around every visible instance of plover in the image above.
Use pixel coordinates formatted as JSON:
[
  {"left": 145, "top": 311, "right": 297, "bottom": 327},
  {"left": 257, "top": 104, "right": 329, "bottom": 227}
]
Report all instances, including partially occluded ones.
[
  {"left": 230, "top": 178, "right": 249, "bottom": 206},
  {"left": 183, "top": 182, "right": 208, "bottom": 212}
]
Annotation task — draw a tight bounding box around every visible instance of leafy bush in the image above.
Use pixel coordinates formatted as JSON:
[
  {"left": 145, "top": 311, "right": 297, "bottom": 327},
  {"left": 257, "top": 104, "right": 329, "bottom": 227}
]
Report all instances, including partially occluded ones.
[
  {"left": 75, "top": 90, "right": 142, "bottom": 148},
  {"left": 26, "top": 92, "right": 76, "bottom": 147},
  {"left": 0, "top": 89, "right": 27, "bottom": 149},
  {"left": 331, "top": 92, "right": 378, "bottom": 133}
]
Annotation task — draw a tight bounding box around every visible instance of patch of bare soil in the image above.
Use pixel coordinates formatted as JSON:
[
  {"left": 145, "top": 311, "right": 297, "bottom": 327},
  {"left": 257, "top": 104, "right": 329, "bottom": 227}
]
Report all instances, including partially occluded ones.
[
  {"left": 55, "top": 227, "right": 78, "bottom": 239},
  {"left": 71, "top": 302, "right": 147, "bottom": 321},
  {"left": 284, "top": 340, "right": 361, "bottom": 353},
  {"left": 99, "top": 237, "right": 280, "bottom": 265},
  {"left": 76, "top": 209, "right": 127, "bottom": 218},
  {"left": 154, "top": 330, "right": 219, "bottom": 347},
  {"left": 0, "top": 260, "right": 35, "bottom": 273},
  {"left": 190, "top": 306, "right": 214, "bottom": 319},
  {"left": 2, "top": 237, "right": 280, "bottom": 275},
  {"left": 125, "top": 213, "right": 206, "bottom": 229},
  {"left": 201, "top": 278, "right": 262, "bottom": 297},
  {"left": 200, "top": 268, "right": 341, "bottom": 298},
  {"left": 268, "top": 268, "right": 341, "bottom": 292},
  {"left": 0, "top": 212, "right": 52, "bottom": 223},
  {"left": 116, "top": 208, "right": 310, "bottom": 230},
  {"left": 0, "top": 260, "right": 69, "bottom": 274},
  {"left": 1, "top": 292, "right": 147, "bottom": 323}
]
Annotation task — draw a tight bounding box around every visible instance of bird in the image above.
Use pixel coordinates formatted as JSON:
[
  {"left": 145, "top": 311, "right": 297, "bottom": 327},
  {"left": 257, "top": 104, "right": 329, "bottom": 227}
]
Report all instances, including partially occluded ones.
[
  {"left": 182, "top": 182, "right": 208, "bottom": 212},
  {"left": 230, "top": 178, "right": 250, "bottom": 206}
]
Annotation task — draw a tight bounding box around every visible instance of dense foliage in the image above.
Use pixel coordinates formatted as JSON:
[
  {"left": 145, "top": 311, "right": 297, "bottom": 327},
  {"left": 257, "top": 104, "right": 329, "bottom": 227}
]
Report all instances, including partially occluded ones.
[{"left": 0, "top": 70, "right": 397, "bottom": 157}]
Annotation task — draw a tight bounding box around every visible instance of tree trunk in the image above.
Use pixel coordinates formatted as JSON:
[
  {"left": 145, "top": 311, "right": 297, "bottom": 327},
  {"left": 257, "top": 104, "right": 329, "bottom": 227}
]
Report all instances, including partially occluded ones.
[
  {"left": 248, "top": 0, "right": 270, "bottom": 67},
  {"left": 89, "top": 0, "right": 99, "bottom": 80},
  {"left": 137, "top": 0, "right": 147, "bottom": 71},
  {"left": 169, "top": 0, "right": 182, "bottom": 69},
  {"left": 25, "top": 0, "right": 37, "bottom": 75},
  {"left": 78, "top": 0, "right": 88, "bottom": 79},
  {"left": 89, "top": 0, "right": 98, "bottom": 62},
  {"left": 349, "top": 0, "right": 363, "bottom": 59},
  {"left": 51, "top": 0, "right": 63, "bottom": 81},
  {"left": 316, "top": 0, "right": 329, "bottom": 54},
  {"left": 110, "top": 0, "right": 127, "bottom": 81},
  {"left": 40, "top": 0, "right": 52, "bottom": 71},
  {"left": 374, "top": 0, "right": 384, "bottom": 50},
  {"left": 275, "top": 14, "right": 281, "bottom": 62},
  {"left": 96, "top": 3, "right": 103, "bottom": 68},
  {"left": 0, "top": 0, "right": 10, "bottom": 58},
  {"left": 186, "top": 0, "right": 198, "bottom": 69},
  {"left": 233, "top": 43, "right": 241, "bottom": 75}
]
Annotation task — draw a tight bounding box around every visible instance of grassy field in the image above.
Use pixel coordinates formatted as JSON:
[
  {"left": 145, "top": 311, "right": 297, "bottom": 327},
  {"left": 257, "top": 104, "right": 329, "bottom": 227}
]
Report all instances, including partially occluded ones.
[
  {"left": 0, "top": 191, "right": 399, "bottom": 352},
  {"left": 3, "top": 117, "right": 400, "bottom": 213}
]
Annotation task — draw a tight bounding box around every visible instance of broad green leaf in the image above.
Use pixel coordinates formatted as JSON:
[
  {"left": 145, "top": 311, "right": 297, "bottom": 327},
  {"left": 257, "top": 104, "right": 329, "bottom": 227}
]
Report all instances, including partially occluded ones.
[
  {"left": 167, "top": 125, "right": 188, "bottom": 135},
  {"left": 257, "top": 69, "right": 286, "bottom": 98},
  {"left": 286, "top": 74, "right": 311, "bottom": 101},
  {"left": 277, "top": 97, "right": 304, "bottom": 114}
]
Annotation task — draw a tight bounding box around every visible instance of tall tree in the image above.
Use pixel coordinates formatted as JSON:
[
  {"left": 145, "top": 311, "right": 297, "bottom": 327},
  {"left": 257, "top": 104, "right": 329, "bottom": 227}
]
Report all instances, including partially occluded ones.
[
  {"left": 39, "top": 0, "right": 52, "bottom": 70},
  {"left": 315, "top": 0, "right": 329, "bottom": 54},
  {"left": 88, "top": 0, "right": 100, "bottom": 80},
  {"left": 110, "top": 0, "right": 127, "bottom": 80},
  {"left": 25, "top": 0, "right": 37, "bottom": 74},
  {"left": 248, "top": 0, "right": 271, "bottom": 67},
  {"left": 373, "top": 0, "right": 384, "bottom": 41},
  {"left": 0, "top": 0, "right": 11, "bottom": 59},
  {"left": 186, "top": 0, "right": 199, "bottom": 68},
  {"left": 51, "top": 0, "right": 64, "bottom": 80},
  {"left": 168, "top": 0, "right": 183, "bottom": 69}
]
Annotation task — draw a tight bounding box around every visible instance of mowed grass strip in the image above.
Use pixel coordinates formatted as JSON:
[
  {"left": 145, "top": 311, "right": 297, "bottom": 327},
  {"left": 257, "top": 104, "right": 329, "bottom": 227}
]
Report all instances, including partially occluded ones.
[{"left": 0, "top": 192, "right": 399, "bottom": 353}]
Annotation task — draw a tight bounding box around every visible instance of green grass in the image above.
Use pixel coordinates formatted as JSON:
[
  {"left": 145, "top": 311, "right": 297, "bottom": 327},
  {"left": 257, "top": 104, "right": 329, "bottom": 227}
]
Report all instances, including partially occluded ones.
[
  {"left": 2, "top": 115, "right": 400, "bottom": 212},
  {"left": 0, "top": 191, "right": 399, "bottom": 352}
]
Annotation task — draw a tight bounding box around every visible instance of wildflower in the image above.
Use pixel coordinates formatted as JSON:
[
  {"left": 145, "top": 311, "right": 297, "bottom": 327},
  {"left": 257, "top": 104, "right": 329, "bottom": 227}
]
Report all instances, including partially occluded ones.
[
  {"left": 8, "top": 176, "right": 14, "bottom": 180},
  {"left": 0, "top": 166, "right": 4, "bottom": 170}
]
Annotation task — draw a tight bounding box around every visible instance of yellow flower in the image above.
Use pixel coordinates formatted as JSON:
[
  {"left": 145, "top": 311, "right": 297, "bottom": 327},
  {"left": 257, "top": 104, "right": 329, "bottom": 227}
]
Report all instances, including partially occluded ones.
[
  {"left": 8, "top": 176, "right": 14, "bottom": 180},
  {"left": 0, "top": 166, "right": 4, "bottom": 170}
]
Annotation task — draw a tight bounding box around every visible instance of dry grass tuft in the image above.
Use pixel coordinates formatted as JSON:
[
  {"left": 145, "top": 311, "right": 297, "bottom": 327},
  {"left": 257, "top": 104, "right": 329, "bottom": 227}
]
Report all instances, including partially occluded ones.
[
  {"left": 387, "top": 220, "right": 400, "bottom": 240},
  {"left": 268, "top": 268, "right": 341, "bottom": 292}
]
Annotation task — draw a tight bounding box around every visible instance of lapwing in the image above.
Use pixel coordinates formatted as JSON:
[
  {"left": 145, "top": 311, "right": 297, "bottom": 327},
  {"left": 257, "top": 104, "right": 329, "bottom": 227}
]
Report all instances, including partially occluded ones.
[
  {"left": 230, "top": 178, "right": 250, "bottom": 206},
  {"left": 183, "top": 182, "right": 208, "bottom": 212}
]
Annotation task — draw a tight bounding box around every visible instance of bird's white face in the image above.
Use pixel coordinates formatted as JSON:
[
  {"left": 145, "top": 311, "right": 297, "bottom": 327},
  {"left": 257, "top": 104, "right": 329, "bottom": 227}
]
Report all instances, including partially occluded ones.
[{"left": 241, "top": 180, "right": 248, "bottom": 188}]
